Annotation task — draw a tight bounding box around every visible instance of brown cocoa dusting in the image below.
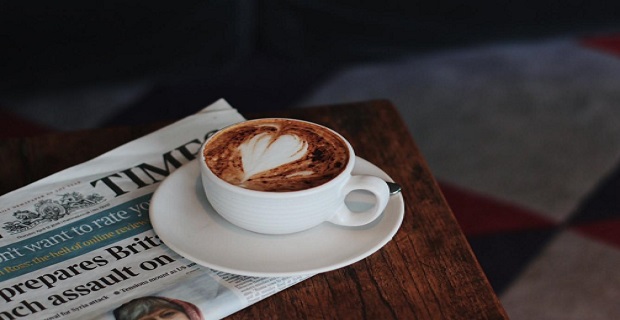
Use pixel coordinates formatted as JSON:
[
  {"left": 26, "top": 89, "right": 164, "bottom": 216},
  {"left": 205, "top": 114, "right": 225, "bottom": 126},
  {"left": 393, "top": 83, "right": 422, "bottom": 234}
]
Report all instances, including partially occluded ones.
[{"left": 204, "top": 119, "right": 349, "bottom": 192}]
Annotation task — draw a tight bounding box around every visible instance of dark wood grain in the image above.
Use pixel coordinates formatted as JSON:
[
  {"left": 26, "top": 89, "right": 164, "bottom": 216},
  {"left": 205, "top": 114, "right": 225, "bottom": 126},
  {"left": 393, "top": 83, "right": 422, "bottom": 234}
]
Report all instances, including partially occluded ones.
[
  {"left": 0, "top": 100, "right": 507, "bottom": 319},
  {"left": 0, "top": 124, "right": 166, "bottom": 195}
]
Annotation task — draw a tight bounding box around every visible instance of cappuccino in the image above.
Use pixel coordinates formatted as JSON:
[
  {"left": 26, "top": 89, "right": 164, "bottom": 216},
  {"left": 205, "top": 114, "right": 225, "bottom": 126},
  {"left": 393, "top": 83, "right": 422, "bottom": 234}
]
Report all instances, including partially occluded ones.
[{"left": 203, "top": 118, "right": 350, "bottom": 192}]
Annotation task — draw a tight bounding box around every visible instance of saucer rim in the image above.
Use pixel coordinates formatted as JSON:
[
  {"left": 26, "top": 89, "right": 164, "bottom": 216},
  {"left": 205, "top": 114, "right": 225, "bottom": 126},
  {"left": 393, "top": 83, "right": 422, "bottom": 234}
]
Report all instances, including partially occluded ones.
[{"left": 149, "top": 157, "right": 405, "bottom": 277}]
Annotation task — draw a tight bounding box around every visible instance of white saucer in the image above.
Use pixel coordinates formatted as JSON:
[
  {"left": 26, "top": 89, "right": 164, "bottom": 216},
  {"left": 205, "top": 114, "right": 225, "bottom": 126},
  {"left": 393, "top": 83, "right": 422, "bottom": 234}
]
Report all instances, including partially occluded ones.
[{"left": 149, "top": 157, "right": 404, "bottom": 277}]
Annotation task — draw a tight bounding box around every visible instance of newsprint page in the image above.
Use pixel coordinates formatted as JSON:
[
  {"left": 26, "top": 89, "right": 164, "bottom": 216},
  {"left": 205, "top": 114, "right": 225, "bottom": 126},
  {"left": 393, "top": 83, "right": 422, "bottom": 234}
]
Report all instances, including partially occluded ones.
[{"left": 0, "top": 100, "right": 310, "bottom": 320}]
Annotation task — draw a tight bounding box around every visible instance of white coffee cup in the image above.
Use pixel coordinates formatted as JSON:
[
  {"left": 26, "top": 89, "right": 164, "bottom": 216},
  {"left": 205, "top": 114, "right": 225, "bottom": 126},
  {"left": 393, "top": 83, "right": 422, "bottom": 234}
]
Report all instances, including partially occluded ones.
[{"left": 199, "top": 118, "right": 390, "bottom": 235}]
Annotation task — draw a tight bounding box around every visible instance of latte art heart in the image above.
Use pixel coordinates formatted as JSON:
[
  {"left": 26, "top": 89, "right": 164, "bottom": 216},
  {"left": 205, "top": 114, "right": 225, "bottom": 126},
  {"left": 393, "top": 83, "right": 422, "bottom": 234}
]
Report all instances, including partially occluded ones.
[
  {"left": 203, "top": 119, "right": 350, "bottom": 192},
  {"left": 239, "top": 133, "right": 309, "bottom": 183}
]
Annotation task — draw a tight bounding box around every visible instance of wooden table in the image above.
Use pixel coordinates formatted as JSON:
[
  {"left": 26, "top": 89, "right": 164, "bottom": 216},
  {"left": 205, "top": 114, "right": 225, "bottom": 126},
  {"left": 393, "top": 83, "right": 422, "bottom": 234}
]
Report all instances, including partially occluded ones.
[{"left": 0, "top": 100, "right": 507, "bottom": 319}]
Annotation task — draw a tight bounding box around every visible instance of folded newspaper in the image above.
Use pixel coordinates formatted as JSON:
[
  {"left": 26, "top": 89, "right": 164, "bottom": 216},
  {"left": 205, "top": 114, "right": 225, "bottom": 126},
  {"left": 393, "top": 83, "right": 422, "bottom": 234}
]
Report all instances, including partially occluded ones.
[{"left": 0, "top": 99, "right": 311, "bottom": 320}]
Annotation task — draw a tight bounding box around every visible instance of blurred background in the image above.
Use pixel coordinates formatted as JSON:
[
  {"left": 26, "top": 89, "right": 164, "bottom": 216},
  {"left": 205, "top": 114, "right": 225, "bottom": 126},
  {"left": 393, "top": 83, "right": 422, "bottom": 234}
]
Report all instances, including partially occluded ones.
[
  {"left": 2, "top": 1, "right": 620, "bottom": 319},
  {"left": 2, "top": 0, "right": 620, "bottom": 128}
]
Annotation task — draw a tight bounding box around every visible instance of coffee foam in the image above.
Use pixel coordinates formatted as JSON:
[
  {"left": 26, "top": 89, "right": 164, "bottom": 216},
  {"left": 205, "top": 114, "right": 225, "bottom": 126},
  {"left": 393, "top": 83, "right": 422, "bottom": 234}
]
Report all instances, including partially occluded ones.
[{"left": 204, "top": 119, "right": 350, "bottom": 192}]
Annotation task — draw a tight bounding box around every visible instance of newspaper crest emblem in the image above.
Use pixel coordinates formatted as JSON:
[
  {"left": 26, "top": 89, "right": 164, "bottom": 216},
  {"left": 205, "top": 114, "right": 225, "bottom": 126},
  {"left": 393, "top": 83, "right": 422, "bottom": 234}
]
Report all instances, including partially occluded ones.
[{"left": 3, "top": 192, "right": 105, "bottom": 234}]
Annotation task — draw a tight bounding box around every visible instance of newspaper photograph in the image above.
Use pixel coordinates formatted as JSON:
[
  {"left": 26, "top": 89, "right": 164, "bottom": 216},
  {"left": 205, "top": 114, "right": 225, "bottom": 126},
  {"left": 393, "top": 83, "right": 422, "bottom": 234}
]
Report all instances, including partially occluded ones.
[{"left": 0, "top": 99, "right": 311, "bottom": 320}]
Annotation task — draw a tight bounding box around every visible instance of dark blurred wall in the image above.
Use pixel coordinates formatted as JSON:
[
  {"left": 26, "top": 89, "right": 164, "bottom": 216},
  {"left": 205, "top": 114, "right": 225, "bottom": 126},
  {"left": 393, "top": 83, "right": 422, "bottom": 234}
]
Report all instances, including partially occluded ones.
[
  {"left": 258, "top": 0, "right": 620, "bottom": 61},
  {"left": 2, "top": 0, "right": 619, "bottom": 95},
  {"left": 1, "top": 1, "right": 253, "bottom": 93}
]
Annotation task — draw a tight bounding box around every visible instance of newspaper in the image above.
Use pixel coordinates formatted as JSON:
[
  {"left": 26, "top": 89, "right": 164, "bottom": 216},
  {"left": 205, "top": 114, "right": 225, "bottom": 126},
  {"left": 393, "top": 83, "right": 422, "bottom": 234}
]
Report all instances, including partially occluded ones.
[{"left": 0, "top": 99, "right": 311, "bottom": 320}]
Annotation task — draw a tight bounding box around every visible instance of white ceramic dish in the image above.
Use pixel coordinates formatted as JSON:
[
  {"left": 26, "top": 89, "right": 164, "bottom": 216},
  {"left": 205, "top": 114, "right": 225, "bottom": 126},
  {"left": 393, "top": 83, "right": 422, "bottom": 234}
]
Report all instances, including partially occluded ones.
[{"left": 149, "top": 157, "right": 404, "bottom": 277}]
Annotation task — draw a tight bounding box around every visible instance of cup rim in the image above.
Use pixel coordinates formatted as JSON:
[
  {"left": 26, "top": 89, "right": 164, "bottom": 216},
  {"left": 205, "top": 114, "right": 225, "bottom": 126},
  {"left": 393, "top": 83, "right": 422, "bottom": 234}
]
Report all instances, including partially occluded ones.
[{"left": 200, "top": 118, "right": 355, "bottom": 197}]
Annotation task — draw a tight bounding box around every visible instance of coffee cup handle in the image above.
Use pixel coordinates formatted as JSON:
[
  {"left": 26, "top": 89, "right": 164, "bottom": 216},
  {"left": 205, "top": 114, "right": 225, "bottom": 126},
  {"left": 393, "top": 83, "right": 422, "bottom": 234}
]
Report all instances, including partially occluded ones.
[{"left": 328, "top": 175, "right": 390, "bottom": 227}]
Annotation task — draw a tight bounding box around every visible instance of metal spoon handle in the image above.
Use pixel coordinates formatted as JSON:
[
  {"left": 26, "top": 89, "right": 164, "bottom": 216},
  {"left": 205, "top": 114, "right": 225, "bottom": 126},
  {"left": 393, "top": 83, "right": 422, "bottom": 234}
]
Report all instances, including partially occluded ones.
[{"left": 386, "top": 181, "right": 402, "bottom": 195}]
